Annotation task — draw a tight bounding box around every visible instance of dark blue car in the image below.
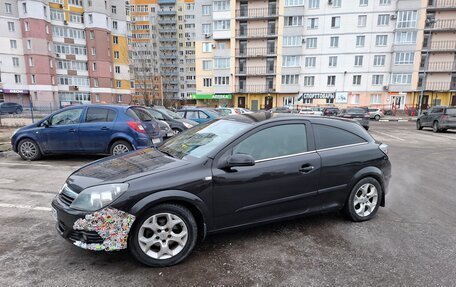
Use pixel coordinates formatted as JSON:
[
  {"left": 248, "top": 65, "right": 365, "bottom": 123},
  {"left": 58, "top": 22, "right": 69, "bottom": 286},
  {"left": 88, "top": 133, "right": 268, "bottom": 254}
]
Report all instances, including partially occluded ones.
[{"left": 11, "top": 105, "right": 161, "bottom": 161}]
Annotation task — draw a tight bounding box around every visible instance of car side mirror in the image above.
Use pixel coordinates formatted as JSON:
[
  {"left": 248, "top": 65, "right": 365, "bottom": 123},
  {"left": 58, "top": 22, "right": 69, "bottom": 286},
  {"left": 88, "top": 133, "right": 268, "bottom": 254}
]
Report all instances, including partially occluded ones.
[
  {"left": 42, "top": 120, "right": 50, "bottom": 128},
  {"left": 224, "top": 154, "right": 255, "bottom": 169}
]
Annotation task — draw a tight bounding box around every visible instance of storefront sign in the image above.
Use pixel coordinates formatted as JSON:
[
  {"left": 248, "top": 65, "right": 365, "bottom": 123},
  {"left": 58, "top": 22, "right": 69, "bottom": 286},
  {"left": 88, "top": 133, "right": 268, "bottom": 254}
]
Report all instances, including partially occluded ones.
[
  {"left": 298, "top": 93, "right": 335, "bottom": 101},
  {"left": 191, "top": 94, "right": 232, "bottom": 100},
  {"left": 335, "top": 92, "right": 348, "bottom": 104},
  {"left": 3, "top": 89, "right": 29, "bottom": 94}
]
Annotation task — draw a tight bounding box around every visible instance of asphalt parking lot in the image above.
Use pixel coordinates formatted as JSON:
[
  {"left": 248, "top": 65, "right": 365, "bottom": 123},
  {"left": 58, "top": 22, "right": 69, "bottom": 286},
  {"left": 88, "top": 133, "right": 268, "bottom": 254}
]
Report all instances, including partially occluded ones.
[{"left": 0, "top": 121, "right": 455, "bottom": 286}]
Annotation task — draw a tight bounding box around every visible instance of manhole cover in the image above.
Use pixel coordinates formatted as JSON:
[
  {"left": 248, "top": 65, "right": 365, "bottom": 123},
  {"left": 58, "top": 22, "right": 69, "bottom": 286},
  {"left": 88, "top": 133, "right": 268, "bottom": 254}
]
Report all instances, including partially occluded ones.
[{"left": 0, "top": 179, "right": 15, "bottom": 184}]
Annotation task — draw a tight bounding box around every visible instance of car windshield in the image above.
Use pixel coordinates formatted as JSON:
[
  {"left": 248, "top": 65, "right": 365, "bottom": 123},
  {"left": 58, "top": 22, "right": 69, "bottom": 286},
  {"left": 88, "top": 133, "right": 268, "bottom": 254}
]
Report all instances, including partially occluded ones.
[
  {"left": 159, "top": 108, "right": 183, "bottom": 119},
  {"left": 446, "top": 108, "right": 456, "bottom": 115},
  {"left": 159, "top": 119, "right": 251, "bottom": 159}
]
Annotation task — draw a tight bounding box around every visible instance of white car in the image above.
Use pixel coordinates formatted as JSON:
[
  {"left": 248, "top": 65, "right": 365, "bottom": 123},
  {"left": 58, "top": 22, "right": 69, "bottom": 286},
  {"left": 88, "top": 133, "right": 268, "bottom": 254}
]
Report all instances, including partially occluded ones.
[
  {"left": 311, "top": 107, "right": 324, "bottom": 116},
  {"left": 239, "top": 108, "right": 253, "bottom": 114},
  {"left": 299, "top": 108, "right": 318, "bottom": 115},
  {"left": 216, "top": 108, "right": 242, "bottom": 116}
]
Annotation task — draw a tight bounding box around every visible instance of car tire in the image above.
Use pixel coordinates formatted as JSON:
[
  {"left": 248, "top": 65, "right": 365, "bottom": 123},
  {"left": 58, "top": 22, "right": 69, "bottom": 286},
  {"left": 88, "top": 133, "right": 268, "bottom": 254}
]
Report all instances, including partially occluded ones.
[
  {"left": 17, "top": 139, "right": 42, "bottom": 161},
  {"left": 15, "top": 108, "right": 22, "bottom": 114},
  {"left": 432, "top": 121, "right": 440, "bottom": 133},
  {"left": 128, "top": 204, "right": 198, "bottom": 267},
  {"left": 374, "top": 115, "right": 380, "bottom": 121},
  {"left": 110, "top": 140, "right": 132, "bottom": 156},
  {"left": 344, "top": 177, "right": 382, "bottom": 222},
  {"left": 172, "top": 128, "right": 182, "bottom": 135},
  {"left": 416, "top": 120, "right": 423, "bottom": 130}
]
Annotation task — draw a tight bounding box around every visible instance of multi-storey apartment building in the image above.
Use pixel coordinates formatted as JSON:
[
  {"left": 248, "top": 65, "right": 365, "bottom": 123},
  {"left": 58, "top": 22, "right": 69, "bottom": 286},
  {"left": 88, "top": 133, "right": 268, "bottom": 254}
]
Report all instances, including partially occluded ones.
[{"left": 0, "top": 0, "right": 132, "bottom": 108}]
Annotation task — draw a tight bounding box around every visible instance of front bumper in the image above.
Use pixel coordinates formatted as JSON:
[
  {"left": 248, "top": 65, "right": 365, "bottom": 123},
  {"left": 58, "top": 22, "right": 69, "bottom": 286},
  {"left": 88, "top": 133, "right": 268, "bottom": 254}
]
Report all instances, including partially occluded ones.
[{"left": 52, "top": 195, "right": 135, "bottom": 251}]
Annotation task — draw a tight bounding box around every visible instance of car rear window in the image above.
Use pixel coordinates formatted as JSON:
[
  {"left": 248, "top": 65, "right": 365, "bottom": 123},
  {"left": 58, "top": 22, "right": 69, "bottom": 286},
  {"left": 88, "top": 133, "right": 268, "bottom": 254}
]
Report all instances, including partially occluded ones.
[
  {"left": 446, "top": 108, "right": 456, "bottom": 115},
  {"left": 314, "top": 124, "right": 366, "bottom": 150},
  {"left": 85, "top": 108, "right": 116, "bottom": 123},
  {"left": 130, "top": 108, "right": 153, "bottom": 121}
]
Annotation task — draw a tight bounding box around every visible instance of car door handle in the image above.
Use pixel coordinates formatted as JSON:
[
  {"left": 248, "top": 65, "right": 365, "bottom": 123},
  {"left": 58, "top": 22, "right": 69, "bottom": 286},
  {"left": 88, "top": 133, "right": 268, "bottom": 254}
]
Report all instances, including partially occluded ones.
[
  {"left": 299, "top": 165, "right": 314, "bottom": 173},
  {"left": 68, "top": 129, "right": 76, "bottom": 133},
  {"left": 101, "top": 127, "right": 109, "bottom": 131}
]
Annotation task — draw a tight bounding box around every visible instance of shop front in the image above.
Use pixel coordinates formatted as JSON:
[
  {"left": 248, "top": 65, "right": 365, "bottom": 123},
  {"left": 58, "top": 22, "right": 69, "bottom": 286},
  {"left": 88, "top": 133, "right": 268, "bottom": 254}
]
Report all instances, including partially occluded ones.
[
  {"left": 190, "top": 94, "right": 233, "bottom": 107},
  {"left": 1, "top": 89, "right": 31, "bottom": 106}
]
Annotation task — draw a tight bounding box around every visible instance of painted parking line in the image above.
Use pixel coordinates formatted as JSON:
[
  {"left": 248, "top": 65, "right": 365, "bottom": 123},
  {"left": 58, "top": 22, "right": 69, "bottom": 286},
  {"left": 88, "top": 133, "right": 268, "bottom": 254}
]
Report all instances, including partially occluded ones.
[
  {"left": 370, "top": 131, "right": 406, "bottom": 141},
  {"left": 0, "top": 202, "right": 52, "bottom": 212},
  {"left": 0, "top": 162, "right": 54, "bottom": 168}
]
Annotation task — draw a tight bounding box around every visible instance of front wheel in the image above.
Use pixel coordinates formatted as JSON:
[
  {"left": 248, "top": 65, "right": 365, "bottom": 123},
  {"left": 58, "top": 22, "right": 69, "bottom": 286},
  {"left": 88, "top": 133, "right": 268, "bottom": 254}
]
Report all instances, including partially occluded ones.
[
  {"left": 128, "top": 204, "right": 198, "bottom": 267},
  {"left": 374, "top": 115, "right": 380, "bottom": 121},
  {"left": 432, "top": 121, "right": 440, "bottom": 133},
  {"left": 344, "top": 177, "right": 382, "bottom": 222},
  {"left": 416, "top": 120, "right": 423, "bottom": 130},
  {"left": 17, "top": 139, "right": 42, "bottom": 161},
  {"left": 110, "top": 140, "right": 132, "bottom": 155}
]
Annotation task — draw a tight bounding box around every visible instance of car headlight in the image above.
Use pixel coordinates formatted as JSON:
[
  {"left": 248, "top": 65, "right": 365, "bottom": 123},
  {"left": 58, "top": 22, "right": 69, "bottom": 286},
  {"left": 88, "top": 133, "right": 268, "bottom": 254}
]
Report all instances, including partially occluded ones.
[
  {"left": 183, "top": 122, "right": 193, "bottom": 129},
  {"left": 70, "top": 183, "right": 129, "bottom": 212}
]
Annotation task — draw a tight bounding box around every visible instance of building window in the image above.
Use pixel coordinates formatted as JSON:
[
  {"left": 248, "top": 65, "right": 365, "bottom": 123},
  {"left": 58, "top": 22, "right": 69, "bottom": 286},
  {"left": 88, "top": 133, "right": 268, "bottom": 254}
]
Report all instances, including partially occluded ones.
[
  {"left": 95, "top": 94, "right": 100, "bottom": 102},
  {"left": 214, "top": 76, "right": 229, "bottom": 85},
  {"left": 202, "top": 5, "right": 211, "bottom": 16},
  {"left": 10, "top": 40, "right": 17, "bottom": 49},
  {"left": 330, "top": 36, "right": 339, "bottom": 48},
  {"left": 351, "top": 94, "right": 360, "bottom": 104},
  {"left": 307, "top": 18, "right": 319, "bottom": 29},
  {"left": 114, "top": 51, "right": 119, "bottom": 59},
  {"left": 22, "top": 2, "right": 27, "bottom": 13},
  {"left": 283, "top": 36, "right": 302, "bottom": 47},
  {"left": 285, "top": 0, "right": 305, "bottom": 6},
  {"left": 15, "top": 75, "right": 21, "bottom": 83},
  {"left": 391, "top": 73, "right": 412, "bottom": 84},
  {"left": 91, "top": 47, "right": 96, "bottom": 55},
  {"left": 214, "top": 58, "right": 229, "bottom": 69},
  {"left": 31, "top": 75, "right": 36, "bottom": 84},
  {"left": 304, "top": 76, "right": 315, "bottom": 86},
  {"left": 27, "top": 40, "right": 32, "bottom": 49},
  {"left": 283, "top": 56, "right": 300, "bottom": 67},
  {"left": 372, "top": 75, "right": 384, "bottom": 85},
  {"left": 394, "top": 52, "right": 414, "bottom": 64},
  {"left": 306, "top": 37, "right": 317, "bottom": 49},
  {"left": 308, "top": 0, "right": 320, "bottom": 9},
  {"left": 281, "top": 75, "right": 299, "bottom": 85},
  {"left": 25, "top": 22, "right": 30, "bottom": 31},
  {"left": 213, "top": 20, "right": 230, "bottom": 30},
  {"left": 358, "top": 15, "right": 367, "bottom": 27},
  {"left": 379, "top": 0, "right": 391, "bottom": 5},
  {"left": 332, "top": 0, "right": 342, "bottom": 7},
  {"left": 5, "top": 3, "right": 12, "bottom": 14},
  {"left": 92, "top": 63, "right": 97, "bottom": 71},
  {"left": 354, "top": 55, "right": 363, "bottom": 66},
  {"left": 112, "top": 21, "right": 118, "bottom": 29},
  {"left": 328, "top": 56, "right": 337, "bottom": 67},
  {"left": 202, "top": 60, "right": 213, "bottom": 70},
  {"left": 331, "top": 16, "right": 340, "bottom": 28},
  {"left": 377, "top": 14, "right": 390, "bottom": 26},
  {"left": 202, "top": 42, "right": 212, "bottom": 53},
  {"left": 8, "top": 22, "right": 15, "bottom": 32},
  {"left": 111, "top": 5, "right": 116, "bottom": 13},
  {"left": 285, "top": 16, "right": 304, "bottom": 26},
  {"left": 359, "top": 0, "right": 368, "bottom": 6},
  {"left": 305, "top": 57, "right": 316, "bottom": 67},
  {"left": 89, "top": 31, "right": 94, "bottom": 39},
  {"left": 353, "top": 75, "right": 362, "bottom": 85},
  {"left": 93, "top": 79, "right": 99, "bottom": 87},
  {"left": 12, "top": 57, "right": 19, "bottom": 67},
  {"left": 202, "top": 24, "right": 211, "bottom": 34},
  {"left": 88, "top": 14, "right": 93, "bottom": 24},
  {"left": 203, "top": 78, "right": 212, "bottom": 87},
  {"left": 370, "top": 94, "right": 382, "bottom": 104},
  {"left": 116, "top": 81, "right": 121, "bottom": 88},
  {"left": 327, "top": 76, "right": 336, "bottom": 86},
  {"left": 113, "top": 36, "right": 118, "bottom": 44},
  {"left": 373, "top": 55, "right": 386, "bottom": 66},
  {"left": 213, "top": 1, "right": 229, "bottom": 11},
  {"left": 376, "top": 35, "right": 388, "bottom": 46},
  {"left": 356, "top": 36, "right": 365, "bottom": 47},
  {"left": 395, "top": 31, "right": 417, "bottom": 44},
  {"left": 397, "top": 11, "right": 417, "bottom": 28},
  {"left": 29, "top": 57, "right": 34, "bottom": 67},
  {"left": 114, "top": 66, "right": 120, "bottom": 73}
]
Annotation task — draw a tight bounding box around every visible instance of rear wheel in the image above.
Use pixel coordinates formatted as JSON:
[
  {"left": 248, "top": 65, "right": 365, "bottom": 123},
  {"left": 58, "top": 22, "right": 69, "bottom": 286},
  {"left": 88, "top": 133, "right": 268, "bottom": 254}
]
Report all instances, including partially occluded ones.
[
  {"left": 344, "top": 177, "right": 382, "bottom": 222},
  {"left": 15, "top": 108, "right": 22, "bottom": 114},
  {"left": 17, "top": 139, "right": 42, "bottom": 161},
  {"left": 110, "top": 140, "right": 132, "bottom": 156},
  {"left": 416, "top": 120, "right": 423, "bottom": 130},
  {"left": 432, "top": 121, "right": 440, "bottom": 133},
  {"left": 374, "top": 115, "right": 380, "bottom": 121},
  {"left": 129, "top": 204, "right": 198, "bottom": 267}
]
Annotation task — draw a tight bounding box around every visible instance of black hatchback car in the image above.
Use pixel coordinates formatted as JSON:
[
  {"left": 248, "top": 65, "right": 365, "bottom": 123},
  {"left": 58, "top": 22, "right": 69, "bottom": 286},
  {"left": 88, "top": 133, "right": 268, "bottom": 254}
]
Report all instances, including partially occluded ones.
[
  {"left": 0, "top": 102, "right": 23, "bottom": 114},
  {"left": 52, "top": 113, "right": 391, "bottom": 267}
]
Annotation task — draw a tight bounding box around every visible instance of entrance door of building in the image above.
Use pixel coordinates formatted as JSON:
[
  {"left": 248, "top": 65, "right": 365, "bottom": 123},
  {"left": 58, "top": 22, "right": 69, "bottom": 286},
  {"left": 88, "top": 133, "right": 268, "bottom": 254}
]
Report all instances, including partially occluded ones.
[
  {"left": 421, "top": 95, "right": 429, "bottom": 110},
  {"left": 238, "top": 97, "right": 246, "bottom": 108},
  {"left": 264, "top": 96, "right": 273, "bottom": 110},
  {"left": 390, "top": 95, "right": 405, "bottom": 110},
  {"left": 251, "top": 100, "right": 259, "bottom": 112},
  {"left": 451, "top": 95, "right": 456, "bottom": 107}
]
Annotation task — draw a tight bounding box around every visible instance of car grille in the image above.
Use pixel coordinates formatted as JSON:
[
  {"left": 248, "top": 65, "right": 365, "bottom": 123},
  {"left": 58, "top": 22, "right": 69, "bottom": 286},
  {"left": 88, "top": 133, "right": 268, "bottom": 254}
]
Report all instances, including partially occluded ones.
[{"left": 58, "top": 184, "right": 78, "bottom": 206}]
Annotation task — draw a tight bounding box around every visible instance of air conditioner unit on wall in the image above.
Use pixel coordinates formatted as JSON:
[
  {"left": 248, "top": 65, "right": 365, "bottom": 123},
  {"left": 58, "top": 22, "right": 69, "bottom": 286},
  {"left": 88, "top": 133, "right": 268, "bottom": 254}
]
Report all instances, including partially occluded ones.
[
  {"left": 204, "top": 33, "right": 212, "bottom": 38},
  {"left": 212, "top": 44, "right": 216, "bottom": 48},
  {"left": 328, "top": 0, "right": 333, "bottom": 4},
  {"left": 390, "top": 14, "right": 397, "bottom": 20},
  {"left": 383, "top": 85, "right": 389, "bottom": 91},
  {"left": 74, "top": 86, "right": 79, "bottom": 90},
  {"left": 64, "top": 20, "right": 68, "bottom": 25}
]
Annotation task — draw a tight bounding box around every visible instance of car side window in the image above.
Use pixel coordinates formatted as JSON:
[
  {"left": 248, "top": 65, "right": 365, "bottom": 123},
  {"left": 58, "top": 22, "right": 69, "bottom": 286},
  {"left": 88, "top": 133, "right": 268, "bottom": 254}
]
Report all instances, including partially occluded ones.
[
  {"left": 150, "top": 110, "right": 165, "bottom": 120},
  {"left": 432, "top": 108, "right": 443, "bottom": 114},
  {"left": 186, "top": 111, "right": 198, "bottom": 119},
  {"left": 233, "top": 124, "right": 307, "bottom": 161},
  {"left": 176, "top": 111, "right": 186, "bottom": 118},
  {"left": 314, "top": 124, "right": 366, "bottom": 150},
  {"left": 199, "top": 111, "right": 209, "bottom": 119},
  {"left": 85, "top": 108, "right": 116, "bottom": 123},
  {"left": 50, "top": 108, "right": 83, "bottom": 126}
]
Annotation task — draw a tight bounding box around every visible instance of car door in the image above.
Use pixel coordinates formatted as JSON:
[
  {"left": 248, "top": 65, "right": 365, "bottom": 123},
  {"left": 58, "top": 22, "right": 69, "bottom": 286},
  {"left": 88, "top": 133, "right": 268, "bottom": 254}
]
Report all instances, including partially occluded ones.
[
  {"left": 198, "top": 111, "right": 211, "bottom": 123},
  {"left": 38, "top": 107, "right": 84, "bottom": 153},
  {"left": 78, "top": 107, "right": 116, "bottom": 153},
  {"left": 211, "top": 121, "right": 321, "bottom": 229},
  {"left": 422, "top": 108, "right": 433, "bottom": 126},
  {"left": 186, "top": 110, "right": 200, "bottom": 123}
]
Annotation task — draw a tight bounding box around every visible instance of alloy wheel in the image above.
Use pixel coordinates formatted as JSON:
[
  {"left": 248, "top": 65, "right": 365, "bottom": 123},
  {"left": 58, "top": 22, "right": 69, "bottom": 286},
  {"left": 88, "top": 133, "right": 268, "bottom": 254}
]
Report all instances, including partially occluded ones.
[
  {"left": 20, "top": 141, "right": 37, "bottom": 160},
  {"left": 353, "top": 183, "right": 378, "bottom": 217},
  {"left": 112, "top": 144, "right": 130, "bottom": 155}
]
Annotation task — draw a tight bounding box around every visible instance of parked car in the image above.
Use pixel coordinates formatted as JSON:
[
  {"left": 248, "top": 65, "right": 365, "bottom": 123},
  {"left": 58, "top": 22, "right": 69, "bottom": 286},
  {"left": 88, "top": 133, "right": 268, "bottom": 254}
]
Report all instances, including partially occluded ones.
[
  {"left": 416, "top": 106, "right": 456, "bottom": 133},
  {"left": 322, "top": 107, "right": 340, "bottom": 116},
  {"left": 176, "top": 108, "right": 219, "bottom": 124},
  {"left": 158, "top": 120, "right": 174, "bottom": 139},
  {"left": 11, "top": 105, "right": 161, "bottom": 160},
  {"left": 216, "top": 107, "right": 242, "bottom": 116},
  {"left": 52, "top": 113, "right": 391, "bottom": 267},
  {"left": 299, "top": 108, "right": 316, "bottom": 115},
  {"left": 269, "top": 106, "right": 292, "bottom": 113},
  {"left": 311, "top": 107, "right": 324, "bottom": 116},
  {"left": 145, "top": 107, "right": 197, "bottom": 134},
  {"left": 0, "top": 102, "right": 23, "bottom": 114},
  {"left": 368, "top": 108, "right": 384, "bottom": 121},
  {"left": 338, "top": 108, "right": 370, "bottom": 130},
  {"left": 238, "top": 108, "right": 253, "bottom": 114}
]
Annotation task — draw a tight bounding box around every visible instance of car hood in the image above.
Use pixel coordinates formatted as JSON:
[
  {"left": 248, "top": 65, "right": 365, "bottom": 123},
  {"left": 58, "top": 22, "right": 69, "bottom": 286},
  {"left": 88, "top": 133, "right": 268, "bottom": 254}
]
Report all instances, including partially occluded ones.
[{"left": 66, "top": 148, "right": 189, "bottom": 192}]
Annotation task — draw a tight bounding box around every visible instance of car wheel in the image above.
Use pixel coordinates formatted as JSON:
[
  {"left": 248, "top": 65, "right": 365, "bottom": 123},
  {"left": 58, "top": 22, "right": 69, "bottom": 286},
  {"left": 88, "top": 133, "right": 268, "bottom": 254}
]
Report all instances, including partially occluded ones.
[
  {"left": 18, "top": 139, "right": 42, "bottom": 161},
  {"left": 129, "top": 204, "right": 198, "bottom": 267},
  {"left": 172, "top": 128, "right": 182, "bottom": 135},
  {"left": 374, "top": 115, "right": 380, "bottom": 121},
  {"left": 110, "top": 140, "right": 132, "bottom": 155},
  {"left": 432, "top": 121, "right": 440, "bottom": 133},
  {"left": 15, "top": 108, "right": 22, "bottom": 114},
  {"left": 344, "top": 177, "right": 382, "bottom": 222},
  {"left": 416, "top": 120, "right": 423, "bottom": 130}
]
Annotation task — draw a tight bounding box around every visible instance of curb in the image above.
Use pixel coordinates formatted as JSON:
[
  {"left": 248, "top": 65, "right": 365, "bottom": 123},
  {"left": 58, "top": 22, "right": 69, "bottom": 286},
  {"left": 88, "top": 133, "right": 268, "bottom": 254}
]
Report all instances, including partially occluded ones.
[{"left": 379, "top": 119, "right": 416, "bottom": 122}]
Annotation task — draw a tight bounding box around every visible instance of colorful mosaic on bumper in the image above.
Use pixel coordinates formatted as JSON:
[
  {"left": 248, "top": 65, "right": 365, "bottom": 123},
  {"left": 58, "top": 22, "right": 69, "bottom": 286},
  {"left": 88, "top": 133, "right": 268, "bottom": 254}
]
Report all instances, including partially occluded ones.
[{"left": 73, "top": 208, "right": 136, "bottom": 251}]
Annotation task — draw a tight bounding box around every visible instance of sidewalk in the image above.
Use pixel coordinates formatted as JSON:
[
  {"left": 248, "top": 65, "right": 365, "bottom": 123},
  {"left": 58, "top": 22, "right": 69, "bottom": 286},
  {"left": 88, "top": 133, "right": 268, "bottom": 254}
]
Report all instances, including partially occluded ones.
[{"left": 379, "top": 116, "right": 417, "bottom": 122}]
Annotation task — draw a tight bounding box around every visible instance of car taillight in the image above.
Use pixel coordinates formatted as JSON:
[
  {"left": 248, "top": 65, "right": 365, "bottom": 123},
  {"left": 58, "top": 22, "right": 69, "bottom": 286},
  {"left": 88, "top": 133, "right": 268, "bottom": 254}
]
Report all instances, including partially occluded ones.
[
  {"left": 128, "top": 121, "right": 146, "bottom": 133},
  {"left": 379, "top": 143, "right": 388, "bottom": 155}
]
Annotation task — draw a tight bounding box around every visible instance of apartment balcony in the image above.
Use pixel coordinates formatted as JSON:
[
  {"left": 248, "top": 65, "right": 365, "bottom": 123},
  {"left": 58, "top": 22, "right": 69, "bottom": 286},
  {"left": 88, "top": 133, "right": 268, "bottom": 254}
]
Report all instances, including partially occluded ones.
[
  {"left": 158, "top": 0, "right": 176, "bottom": 5},
  {"left": 157, "top": 10, "right": 176, "bottom": 15},
  {"left": 157, "top": 19, "right": 176, "bottom": 25},
  {"left": 159, "top": 37, "right": 177, "bottom": 42},
  {"left": 236, "top": 66, "right": 275, "bottom": 76},
  {"left": 160, "top": 62, "right": 178, "bottom": 68},
  {"left": 163, "top": 87, "right": 179, "bottom": 92},
  {"left": 160, "top": 54, "right": 178, "bottom": 59},
  {"left": 236, "top": 47, "right": 276, "bottom": 57},
  {"left": 235, "top": 85, "right": 276, "bottom": 93},
  {"left": 424, "top": 81, "right": 451, "bottom": 90},
  {"left": 236, "top": 27, "right": 277, "bottom": 39},
  {"left": 426, "top": 19, "right": 456, "bottom": 31},
  {"left": 235, "top": 7, "right": 278, "bottom": 19},
  {"left": 161, "top": 70, "right": 178, "bottom": 76},
  {"left": 428, "top": 40, "right": 456, "bottom": 51},
  {"left": 428, "top": 0, "right": 456, "bottom": 10},
  {"left": 425, "top": 61, "right": 456, "bottom": 72},
  {"left": 158, "top": 27, "right": 176, "bottom": 33},
  {"left": 163, "top": 80, "right": 179, "bottom": 85}
]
